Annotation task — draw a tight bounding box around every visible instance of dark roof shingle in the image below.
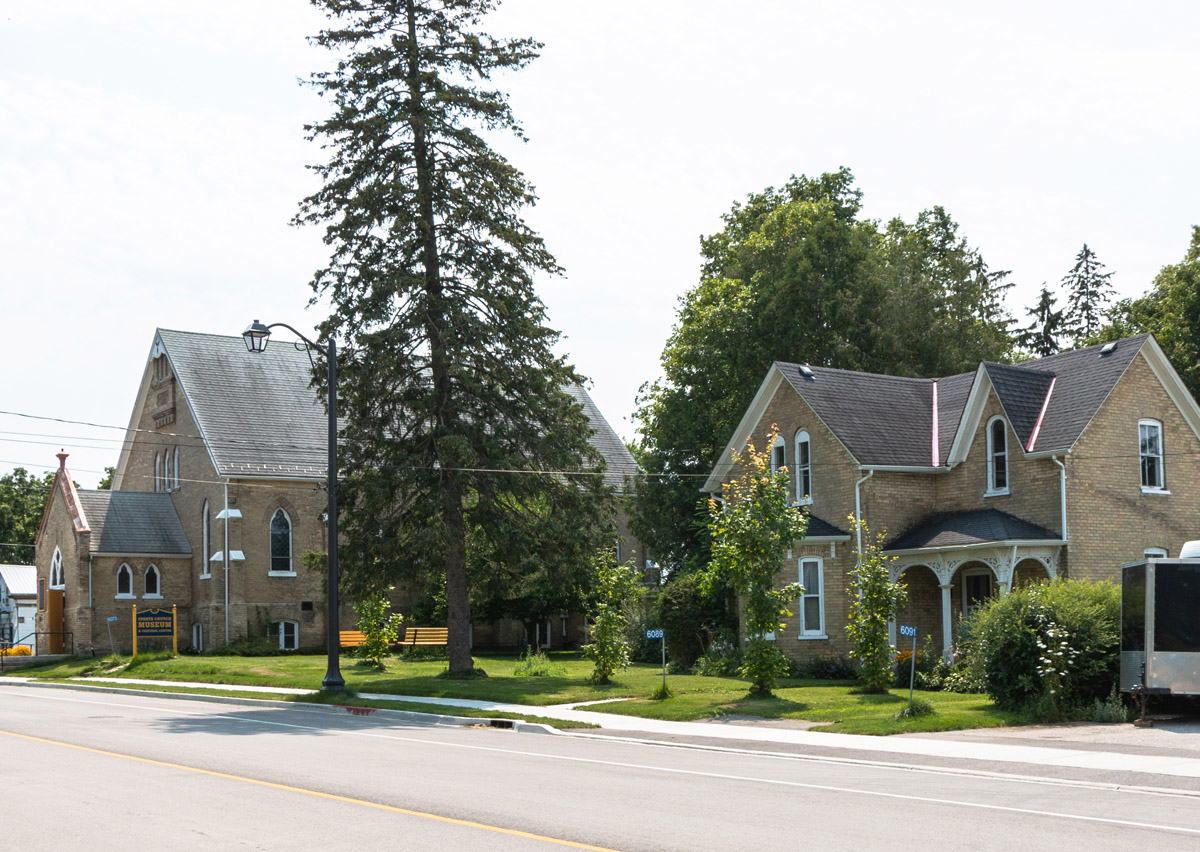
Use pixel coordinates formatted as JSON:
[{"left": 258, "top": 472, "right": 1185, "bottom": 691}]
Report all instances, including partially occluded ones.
[
  {"left": 885, "top": 509, "right": 1060, "bottom": 551},
  {"left": 777, "top": 363, "right": 933, "bottom": 466},
  {"left": 158, "top": 329, "right": 639, "bottom": 486},
  {"left": 76, "top": 491, "right": 191, "bottom": 555}
]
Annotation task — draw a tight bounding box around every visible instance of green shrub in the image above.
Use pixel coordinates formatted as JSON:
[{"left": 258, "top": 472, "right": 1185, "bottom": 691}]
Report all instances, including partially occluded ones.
[
  {"left": 1091, "top": 688, "right": 1130, "bottom": 723},
  {"left": 583, "top": 555, "right": 642, "bottom": 684},
  {"left": 354, "top": 593, "right": 404, "bottom": 669},
  {"left": 694, "top": 629, "right": 743, "bottom": 677},
  {"left": 893, "top": 698, "right": 935, "bottom": 720},
  {"left": 653, "top": 571, "right": 734, "bottom": 670},
  {"left": 627, "top": 602, "right": 664, "bottom": 664},
  {"left": 207, "top": 635, "right": 285, "bottom": 657},
  {"left": 792, "top": 650, "right": 859, "bottom": 680},
  {"left": 959, "top": 579, "right": 1120, "bottom": 714},
  {"left": 513, "top": 648, "right": 566, "bottom": 677}
]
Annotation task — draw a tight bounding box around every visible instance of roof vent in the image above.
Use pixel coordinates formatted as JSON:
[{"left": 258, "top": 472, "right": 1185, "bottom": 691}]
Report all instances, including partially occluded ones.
[
  {"left": 798, "top": 365, "right": 814, "bottom": 378},
  {"left": 1100, "top": 341, "right": 1117, "bottom": 356}
]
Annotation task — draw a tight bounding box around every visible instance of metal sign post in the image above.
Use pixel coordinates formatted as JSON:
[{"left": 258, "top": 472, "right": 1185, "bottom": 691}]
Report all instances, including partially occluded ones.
[
  {"left": 899, "top": 625, "right": 918, "bottom": 707},
  {"left": 646, "top": 628, "right": 666, "bottom": 692}
]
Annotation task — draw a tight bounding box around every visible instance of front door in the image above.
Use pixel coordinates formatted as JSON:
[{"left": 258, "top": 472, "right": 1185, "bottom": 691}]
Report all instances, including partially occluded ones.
[{"left": 962, "top": 570, "right": 993, "bottom": 619}]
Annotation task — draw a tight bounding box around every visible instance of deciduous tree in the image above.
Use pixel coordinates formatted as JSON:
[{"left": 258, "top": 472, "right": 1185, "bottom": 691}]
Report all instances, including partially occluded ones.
[
  {"left": 634, "top": 172, "right": 1014, "bottom": 577},
  {"left": 845, "top": 518, "right": 906, "bottom": 693},
  {"left": 706, "top": 427, "right": 806, "bottom": 697},
  {"left": 1097, "top": 227, "right": 1200, "bottom": 400},
  {"left": 0, "top": 467, "right": 54, "bottom": 564}
]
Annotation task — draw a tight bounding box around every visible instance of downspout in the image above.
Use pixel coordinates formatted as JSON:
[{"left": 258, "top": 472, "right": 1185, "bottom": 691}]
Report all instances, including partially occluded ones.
[
  {"left": 224, "top": 480, "right": 230, "bottom": 645},
  {"left": 854, "top": 469, "right": 874, "bottom": 557},
  {"left": 1052, "top": 454, "right": 1068, "bottom": 544},
  {"left": 88, "top": 554, "right": 93, "bottom": 609}
]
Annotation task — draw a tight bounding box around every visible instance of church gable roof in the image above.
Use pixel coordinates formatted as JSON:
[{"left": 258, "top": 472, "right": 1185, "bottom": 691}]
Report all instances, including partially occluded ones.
[
  {"left": 74, "top": 490, "right": 191, "bottom": 556},
  {"left": 565, "top": 384, "right": 640, "bottom": 493},
  {"left": 145, "top": 328, "right": 636, "bottom": 486},
  {"left": 158, "top": 328, "right": 328, "bottom": 480}
]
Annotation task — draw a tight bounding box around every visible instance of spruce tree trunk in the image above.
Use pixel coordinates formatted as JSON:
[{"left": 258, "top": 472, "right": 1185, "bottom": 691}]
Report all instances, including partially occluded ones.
[{"left": 406, "top": 0, "right": 471, "bottom": 671}]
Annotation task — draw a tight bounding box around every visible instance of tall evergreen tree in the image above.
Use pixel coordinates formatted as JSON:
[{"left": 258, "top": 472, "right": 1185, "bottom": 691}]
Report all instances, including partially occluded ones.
[
  {"left": 1018, "top": 284, "right": 1064, "bottom": 357},
  {"left": 298, "top": 0, "right": 606, "bottom": 672},
  {"left": 1061, "top": 244, "right": 1115, "bottom": 342}
]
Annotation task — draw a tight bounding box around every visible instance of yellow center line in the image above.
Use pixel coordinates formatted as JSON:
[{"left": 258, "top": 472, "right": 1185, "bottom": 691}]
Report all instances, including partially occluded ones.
[{"left": 1, "top": 729, "right": 622, "bottom": 852}]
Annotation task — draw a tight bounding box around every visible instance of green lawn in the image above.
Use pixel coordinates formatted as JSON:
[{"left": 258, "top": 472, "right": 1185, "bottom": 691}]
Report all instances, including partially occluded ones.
[{"left": 6, "top": 650, "right": 1027, "bottom": 735}]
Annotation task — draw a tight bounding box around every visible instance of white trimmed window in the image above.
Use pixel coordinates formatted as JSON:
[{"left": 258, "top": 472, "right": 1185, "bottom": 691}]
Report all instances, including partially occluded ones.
[
  {"left": 770, "top": 434, "right": 786, "bottom": 477},
  {"left": 794, "top": 430, "right": 812, "bottom": 504},
  {"left": 154, "top": 453, "right": 162, "bottom": 492},
  {"left": 1140, "top": 420, "right": 1165, "bottom": 491},
  {"left": 144, "top": 564, "right": 161, "bottom": 598},
  {"left": 269, "top": 509, "right": 294, "bottom": 575},
  {"left": 116, "top": 564, "right": 133, "bottom": 598},
  {"left": 986, "top": 416, "right": 1009, "bottom": 495},
  {"left": 50, "top": 547, "right": 64, "bottom": 588},
  {"left": 273, "top": 620, "right": 299, "bottom": 651},
  {"left": 192, "top": 623, "right": 204, "bottom": 652},
  {"left": 200, "top": 501, "right": 211, "bottom": 578},
  {"left": 173, "top": 447, "right": 180, "bottom": 491},
  {"left": 797, "top": 557, "right": 825, "bottom": 638}
]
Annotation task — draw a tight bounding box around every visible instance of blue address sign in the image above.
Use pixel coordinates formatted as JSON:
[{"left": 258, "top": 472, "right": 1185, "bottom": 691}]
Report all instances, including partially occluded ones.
[
  {"left": 898, "top": 625, "right": 917, "bottom": 638},
  {"left": 645, "top": 629, "right": 664, "bottom": 639}
]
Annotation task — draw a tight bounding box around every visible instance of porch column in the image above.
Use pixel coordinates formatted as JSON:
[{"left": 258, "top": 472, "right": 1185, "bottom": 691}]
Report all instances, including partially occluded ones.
[
  {"left": 994, "top": 546, "right": 1017, "bottom": 596},
  {"left": 939, "top": 583, "right": 953, "bottom": 663}
]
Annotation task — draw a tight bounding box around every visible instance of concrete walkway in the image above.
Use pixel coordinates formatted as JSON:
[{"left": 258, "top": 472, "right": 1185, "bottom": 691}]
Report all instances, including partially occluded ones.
[{"left": 10, "top": 676, "right": 1200, "bottom": 781}]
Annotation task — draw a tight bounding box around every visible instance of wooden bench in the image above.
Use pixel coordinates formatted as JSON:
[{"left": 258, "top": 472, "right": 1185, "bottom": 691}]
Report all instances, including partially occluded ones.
[
  {"left": 400, "top": 627, "right": 448, "bottom": 649},
  {"left": 338, "top": 630, "right": 368, "bottom": 649}
]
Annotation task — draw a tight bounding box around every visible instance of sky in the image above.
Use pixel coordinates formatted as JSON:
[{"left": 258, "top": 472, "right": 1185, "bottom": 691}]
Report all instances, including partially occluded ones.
[{"left": 2, "top": 0, "right": 1198, "bottom": 489}]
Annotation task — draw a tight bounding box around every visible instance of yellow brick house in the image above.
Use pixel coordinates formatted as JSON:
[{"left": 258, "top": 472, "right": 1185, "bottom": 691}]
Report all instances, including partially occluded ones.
[{"left": 704, "top": 334, "right": 1200, "bottom": 663}]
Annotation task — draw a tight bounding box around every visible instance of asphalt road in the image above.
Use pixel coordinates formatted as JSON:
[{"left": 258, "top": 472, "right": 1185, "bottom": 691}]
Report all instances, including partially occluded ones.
[{"left": 3, "top": 684, "right": 1200, "bottom": 851}]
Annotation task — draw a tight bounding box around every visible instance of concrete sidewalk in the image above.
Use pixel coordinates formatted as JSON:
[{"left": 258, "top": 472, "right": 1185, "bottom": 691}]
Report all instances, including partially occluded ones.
[{"left": 9, "top": 676, "right": 1200, "bottom": 782}]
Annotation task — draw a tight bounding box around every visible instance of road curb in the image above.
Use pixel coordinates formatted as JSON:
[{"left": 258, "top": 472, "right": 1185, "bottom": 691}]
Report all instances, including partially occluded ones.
[{"left": 0, "top": 678, "right": 558, "bottom": 733}]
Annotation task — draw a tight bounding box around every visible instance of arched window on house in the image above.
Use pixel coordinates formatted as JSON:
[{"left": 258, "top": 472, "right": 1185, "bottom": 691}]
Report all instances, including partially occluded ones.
[
  {"left": 200, "top": 501, "right": 211, "bottom": 578},
  {"left": 173, "top": 447, "right": 180, "bottom": 491},
  {"left": 116, "top": 564, "right": 133, "bottom": 598},
  {"left": 144, "top": 564, "right": 161, "bottom": 598},
  {"left": 770, "top": 434, "right": 786, "bottom": 477},
  {"left": 794, "top": 430, "right": 812, "bottom": 505},
  {"left": 986, "top": 416, "right": 1009, "bottom": 495},
  {"left": 154, "top": 453, "right": 162, "bottom": 492},
  {"left": 50, "top": 547, "right": 64, "bottom": 588},
  {"left": 270, "top": 509, "right": 293, "bottom": 574}
]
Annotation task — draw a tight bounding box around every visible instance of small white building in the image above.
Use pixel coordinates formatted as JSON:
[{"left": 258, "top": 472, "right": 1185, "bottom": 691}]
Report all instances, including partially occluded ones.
[{"left": 0, "top": 564, "right": 38, "bottom": 654}]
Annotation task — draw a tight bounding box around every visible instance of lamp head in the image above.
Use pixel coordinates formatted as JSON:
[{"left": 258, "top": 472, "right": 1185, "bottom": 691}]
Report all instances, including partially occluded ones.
[{"left": 242, "top": 320, "right": 271, "bottom": 353}]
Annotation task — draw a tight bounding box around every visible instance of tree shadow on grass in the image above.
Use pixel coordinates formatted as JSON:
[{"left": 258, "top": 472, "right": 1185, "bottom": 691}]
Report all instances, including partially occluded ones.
[{"left": 723, "top": 696, "right": 812, "bottom": 717}]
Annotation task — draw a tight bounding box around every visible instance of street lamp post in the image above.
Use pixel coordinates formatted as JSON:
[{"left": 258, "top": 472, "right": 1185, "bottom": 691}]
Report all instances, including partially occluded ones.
[{"left": 242, "top": 320, "right": 345, "bottom": 692}]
